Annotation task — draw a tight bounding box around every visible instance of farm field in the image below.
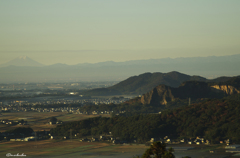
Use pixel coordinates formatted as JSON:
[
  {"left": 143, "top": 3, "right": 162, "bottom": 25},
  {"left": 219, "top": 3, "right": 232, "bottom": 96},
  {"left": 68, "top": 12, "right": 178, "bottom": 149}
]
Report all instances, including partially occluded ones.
[
  {"left": 0, "top": 140, "right": 148, "bottom": 158},
  {"left": 0, "top": 140, "right": 238, "bottom": 158},
  {"left": 0, "top": 112, "right": 110, "bottom": 132}
]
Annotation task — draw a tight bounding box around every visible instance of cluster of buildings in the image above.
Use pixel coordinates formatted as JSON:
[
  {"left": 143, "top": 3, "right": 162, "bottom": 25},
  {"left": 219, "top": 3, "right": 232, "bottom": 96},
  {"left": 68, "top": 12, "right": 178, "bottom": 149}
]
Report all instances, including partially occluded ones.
[
  {"left": 1, "top": 97, "right": 128, "bottom": 106},
  {"left": 149, "top": 136, "right": 232, "bottom": 146},
  {"left": 0, "top": 96, "right": 130, "bottom": 115},
  {"left": 0, "top": 119, "right": 27, "bottom": 125},
  {"left": 10, "top": 136, "right": 36, "bottom": 142},
  {"left": 0, "top": 106, "right": 116, "bottom": 115},
  {"left": 0, "top": 97, "right": 128, "bottom": 111},
  {"left": 78, "top": 135, "right": 127, "bottom": 144},
  {"left": 1, "top": 106, "right": 78, "bottom": 113}
]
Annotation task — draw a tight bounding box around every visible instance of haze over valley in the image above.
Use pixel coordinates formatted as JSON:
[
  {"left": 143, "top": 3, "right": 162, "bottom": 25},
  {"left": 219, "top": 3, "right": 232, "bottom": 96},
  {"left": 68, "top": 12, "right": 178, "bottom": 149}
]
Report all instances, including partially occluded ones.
[{"left": 0, "top": 54, "right": 240, "bottom": 83}]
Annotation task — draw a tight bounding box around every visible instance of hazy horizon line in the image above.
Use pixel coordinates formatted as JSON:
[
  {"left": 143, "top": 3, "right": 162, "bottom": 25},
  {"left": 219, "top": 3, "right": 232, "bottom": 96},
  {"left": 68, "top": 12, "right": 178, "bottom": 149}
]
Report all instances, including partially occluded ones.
[{"left": 1, "top": 53, "right": 240, "bottom": 66}]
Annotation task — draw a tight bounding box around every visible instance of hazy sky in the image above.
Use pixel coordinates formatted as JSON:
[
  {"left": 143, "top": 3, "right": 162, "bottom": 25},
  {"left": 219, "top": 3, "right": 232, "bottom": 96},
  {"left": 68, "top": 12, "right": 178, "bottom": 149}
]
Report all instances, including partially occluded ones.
[{"left": 0, "top": 0, "right": 240, "bottom": 65}]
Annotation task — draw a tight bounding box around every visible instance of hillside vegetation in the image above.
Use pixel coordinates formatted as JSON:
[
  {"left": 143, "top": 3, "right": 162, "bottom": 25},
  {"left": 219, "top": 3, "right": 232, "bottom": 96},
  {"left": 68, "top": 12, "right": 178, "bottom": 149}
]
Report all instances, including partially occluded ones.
[
  {"left": 50, "top": 74, "right": 240, "bottom": 144},
  {"left": 82, "top": 71, "right": 240, "bottom": 96},
  {"left": 51, "top": 96, "right": 240, "bottom": 143},
  {"left": 78, "top": 77, "right": 240, "bottom": 114},
  {"left": 132, "top": 77, "right": 240, "bottom": 106},
  {"left": 82, "top": 71, "right": 207, "bottom": 96}
]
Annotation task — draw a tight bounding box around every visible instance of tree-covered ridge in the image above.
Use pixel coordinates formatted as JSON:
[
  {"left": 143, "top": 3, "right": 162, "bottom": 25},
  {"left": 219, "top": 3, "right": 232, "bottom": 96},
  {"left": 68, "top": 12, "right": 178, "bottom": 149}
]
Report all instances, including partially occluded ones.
[
  {"left": 51, "top": 98, "right": 240, "bottom": 143},
  {"left": 82, "top": 71, "right": 207, "bottom": 96},
  {"left": 131, "top": 77, "right": 240, "bottom": 106},
  {"left": 78, "top": 97, "right": 201, "bottom": 114},
  {"left": 5, "top": 127, "right": 34, "bottom": 138},
  {"left": 81, "top": 71, "right": 240, "bottom": 96},
  {"left": 79, "top": 77, "right": 240, "bottom": 113},
  {"left": 162, "top": 98, "right": 240, "bottom": 142},
  {"left": 109, "top": 71, "right": 206, "bottom": 94},
  {"left": 209, "top": 77, "right": 240, "bottom": 89}
]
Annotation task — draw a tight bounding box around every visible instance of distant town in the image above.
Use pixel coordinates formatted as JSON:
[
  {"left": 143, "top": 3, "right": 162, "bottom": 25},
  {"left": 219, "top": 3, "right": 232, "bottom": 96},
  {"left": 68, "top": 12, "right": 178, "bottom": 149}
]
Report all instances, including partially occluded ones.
[{"left": 0, "top": 82, "right": 133, "bottom": 114}]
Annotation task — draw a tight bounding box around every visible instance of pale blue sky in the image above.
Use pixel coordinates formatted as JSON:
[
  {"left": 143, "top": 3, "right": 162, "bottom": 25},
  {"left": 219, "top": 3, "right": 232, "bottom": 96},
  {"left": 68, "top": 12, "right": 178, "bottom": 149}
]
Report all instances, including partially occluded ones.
[{"left": 0, "top": 0, "right": 240, "bottom": 65}]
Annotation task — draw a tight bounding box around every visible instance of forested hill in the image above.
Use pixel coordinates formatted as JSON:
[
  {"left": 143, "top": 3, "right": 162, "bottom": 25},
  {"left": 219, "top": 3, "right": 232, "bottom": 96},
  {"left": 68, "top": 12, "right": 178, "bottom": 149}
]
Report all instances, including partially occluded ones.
[
  {"left": 210, "top": 77, "right": 240, "bottom": 90},
  {"left": 82, "top": 71, "right": 240, "bottom": 96},
  {"left": 78, "top": 77, "right": 240, "bottom": 113},
  {"left": 50, "top": 97, "right": 240, "bottom": 143},
  {"left": 109, "top": 71, "right": 206, "bottom": 93},
  {"left": 132, "top": 77, "right": 240, "bottom": 106},
  {"left": 82, "top": 71, "right": 207, "bottom": 96}
]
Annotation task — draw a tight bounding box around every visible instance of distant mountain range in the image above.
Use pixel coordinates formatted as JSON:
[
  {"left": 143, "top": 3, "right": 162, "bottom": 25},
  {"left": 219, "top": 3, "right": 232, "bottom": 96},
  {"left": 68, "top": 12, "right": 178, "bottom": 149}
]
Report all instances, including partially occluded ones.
[{"left": 0, "top": 54, "right": 240, "bottom": 83}]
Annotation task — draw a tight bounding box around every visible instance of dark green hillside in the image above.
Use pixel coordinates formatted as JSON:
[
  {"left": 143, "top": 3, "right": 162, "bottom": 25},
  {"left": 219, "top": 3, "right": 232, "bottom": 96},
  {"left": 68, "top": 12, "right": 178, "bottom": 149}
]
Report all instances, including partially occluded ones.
[
  {"left": 81, "top": 72, "right": 240, "bottom": 96},
  {"left": 208, "top": 75, "right": 240, "bottom": 83},
  {"left": 139, "top": 81, "right": 228, "bottom": 107},
  {"left": 224, "top": 93, "right": 240, "bottom": 101},
  {"left": 109, "top": 71, "right": 206, "bottom": 94},
  {"left": 133, "top": 77, "right": 240, "bottom": 107},
  {"left": 176, "top": 81, "right": 225, "bottom": 99},
  {"left": 50, "top": 99, "right": 240, "bottom": 143},
  {"left": 82, "top": 71, "right": 206, "bottom": 96},
  {"left": 211, "top": 77, "right": 240, "bottom": 89},
  {"left": 80, "top": 77, "right": 240, "bottom": 113},
  {"left": 209, "top": 76, "right": 234, "bottom": 83},
  {"left": 163, "top": 99, "right": 240, "bottom": 143}
]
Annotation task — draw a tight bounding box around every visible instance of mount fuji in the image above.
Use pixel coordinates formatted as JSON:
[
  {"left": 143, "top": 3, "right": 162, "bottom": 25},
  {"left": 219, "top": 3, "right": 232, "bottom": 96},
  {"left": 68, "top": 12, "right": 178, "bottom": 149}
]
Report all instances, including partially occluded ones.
[{"left": 0, "top": 56, "right": 44, "bottom": 67}]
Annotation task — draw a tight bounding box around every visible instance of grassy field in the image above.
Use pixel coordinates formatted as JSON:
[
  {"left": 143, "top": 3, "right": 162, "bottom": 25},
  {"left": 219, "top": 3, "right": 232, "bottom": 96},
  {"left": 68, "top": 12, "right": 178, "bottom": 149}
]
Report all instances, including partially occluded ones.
[
  {"left": 0, "top": 140, "right": 238, "bottom": 158},
  {"left": 0, "top": 112, "right": 110, "bottom": 132},
  {"left": 0, "top": 140, "right": 148, "bottom": 158}
]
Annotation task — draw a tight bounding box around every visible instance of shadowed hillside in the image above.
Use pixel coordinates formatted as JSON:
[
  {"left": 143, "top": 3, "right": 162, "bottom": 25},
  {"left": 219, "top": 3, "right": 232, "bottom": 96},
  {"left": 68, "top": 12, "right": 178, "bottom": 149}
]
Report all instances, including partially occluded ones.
[
  {"left": 83, "top": 71, "right": 207, "bottom": 96},
  {"left": 83, "top": 71, "right": 240, "bottom": 96},
  {"left": 138, "top": 78, "right": 240, "bottom": 106},
  {"left": 50, "top": 98, "right": 240, "bottom": 143}
]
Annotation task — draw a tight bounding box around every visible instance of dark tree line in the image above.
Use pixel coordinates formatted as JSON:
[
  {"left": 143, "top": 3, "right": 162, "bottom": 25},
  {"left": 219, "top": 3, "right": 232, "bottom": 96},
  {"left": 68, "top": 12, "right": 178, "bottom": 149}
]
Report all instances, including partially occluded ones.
[{"left": 50, "top": 98, "right": 240, "bottom": 143}]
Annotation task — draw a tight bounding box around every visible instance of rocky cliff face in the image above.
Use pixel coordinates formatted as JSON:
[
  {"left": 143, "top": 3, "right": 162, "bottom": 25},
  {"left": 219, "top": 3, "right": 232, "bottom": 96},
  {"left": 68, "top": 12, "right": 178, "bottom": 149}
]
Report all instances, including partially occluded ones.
[
  {"left": 140, "top": 81, "right": 232, "bottom": 106},
  {"left": 211, "top": 85, "right": 240, "bottom": 95},
  {"left": 140, "top": 85, "right": 175, "bottom": 105}
]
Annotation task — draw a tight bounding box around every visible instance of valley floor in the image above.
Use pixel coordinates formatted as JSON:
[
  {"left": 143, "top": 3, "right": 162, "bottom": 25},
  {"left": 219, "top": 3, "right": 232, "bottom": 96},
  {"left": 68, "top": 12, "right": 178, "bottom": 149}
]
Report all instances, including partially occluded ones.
[{"left": 0, "top": 140, "right": 239, "bottom": 158}]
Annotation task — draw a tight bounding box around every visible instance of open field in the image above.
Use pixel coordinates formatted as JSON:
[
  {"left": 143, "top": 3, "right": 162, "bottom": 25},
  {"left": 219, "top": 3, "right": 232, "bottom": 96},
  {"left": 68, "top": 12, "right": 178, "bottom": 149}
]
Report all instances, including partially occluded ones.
[
  {"left": 0, "top": 112, "right": 110, "bottom": 132},
  {"left": 169, "top": 144, "right": 238, "bottom": 158},
  {"left": 0, "top": 140, "right": 239, "bottom": 158},
  {"left": 0, "top": 140, "right": 148, "bottom": 158}
]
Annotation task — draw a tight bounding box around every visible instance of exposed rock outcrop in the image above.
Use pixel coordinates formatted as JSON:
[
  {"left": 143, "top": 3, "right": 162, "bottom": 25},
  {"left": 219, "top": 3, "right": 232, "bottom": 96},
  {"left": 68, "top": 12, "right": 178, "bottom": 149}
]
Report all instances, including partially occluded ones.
[
  {"left": 140, "top": 81, "right": 232, "bottom": 106},
  {"left": 211, "top": 85, "right": 240, "bottom": 95},
  {"left": 140, "top": 85, "right": 175, "bottom": 105}
]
